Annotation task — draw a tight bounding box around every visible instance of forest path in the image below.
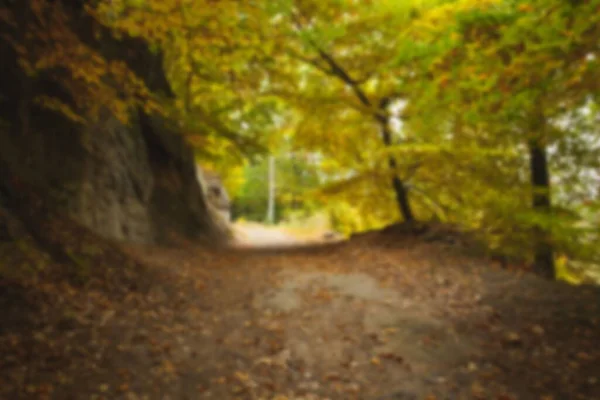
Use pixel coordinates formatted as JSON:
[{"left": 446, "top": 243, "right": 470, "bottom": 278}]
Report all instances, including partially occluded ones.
[
  {"left": 119, "top": 241, "right": 482, "bottom": 400},
  {"left": 2, "top": 233, "right": 599, "bottom": 399},
  {"left": 231, "top": 222, "right": 308, "bottom": 248},
  {"left": 115, "top": 236, "right": 600, "bottom": 399},
  {"left": 231, "top": 221, "right": 342, "bottom": 249}
]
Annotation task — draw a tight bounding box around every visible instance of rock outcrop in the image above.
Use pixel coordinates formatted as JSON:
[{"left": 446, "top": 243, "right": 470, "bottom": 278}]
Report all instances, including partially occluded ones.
[
  {"left": 0, "top": 2, "right": 228, "bottom": 245},
  {"left": 196, "top": 166, "right": 232, "bottom": 224}
]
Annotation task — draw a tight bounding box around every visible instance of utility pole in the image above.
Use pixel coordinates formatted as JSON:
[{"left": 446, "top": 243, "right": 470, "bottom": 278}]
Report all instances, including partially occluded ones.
[{"left": 266, "top": 155, "right": 276, "bottom": 224}]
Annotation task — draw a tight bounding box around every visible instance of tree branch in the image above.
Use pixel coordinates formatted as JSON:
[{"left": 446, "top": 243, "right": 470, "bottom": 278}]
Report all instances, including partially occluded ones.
[{"left": 291, "top": 13, "right": 372, "bottom": 109}]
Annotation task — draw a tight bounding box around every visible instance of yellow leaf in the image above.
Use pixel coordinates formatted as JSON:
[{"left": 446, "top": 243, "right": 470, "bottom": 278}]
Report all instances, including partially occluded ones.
[
  {"left": 518, "top": 4, "right": 533, "bottom": 12},
  {"left": 234, "top": 371, "right": 250, "bottom": 382}
]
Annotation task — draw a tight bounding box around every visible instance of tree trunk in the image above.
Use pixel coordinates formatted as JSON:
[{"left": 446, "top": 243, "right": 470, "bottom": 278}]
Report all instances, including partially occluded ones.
[
  {"left": 295, "top": 37, "right": 415, "bottom": 224},
  {"left": 528, "top": 139, "right": 555, "bottom": 279},
  {"left": 378, "top": 99, "right": 414, "bottom": 223}
]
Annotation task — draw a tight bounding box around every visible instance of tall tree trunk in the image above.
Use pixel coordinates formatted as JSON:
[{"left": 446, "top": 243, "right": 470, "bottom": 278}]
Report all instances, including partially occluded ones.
[
  {"left": 379, "top": 99, "right": 414, "bottom": 223},
  {"left": 528, "top": 138, "right": 555, "bottom": 279},
  {"left": 293, "top": 32, "right": 416, "bottom": 224}
]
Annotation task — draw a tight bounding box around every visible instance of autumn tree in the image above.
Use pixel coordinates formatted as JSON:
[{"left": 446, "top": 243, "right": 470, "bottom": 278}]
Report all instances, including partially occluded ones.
[
  {"left": 402, "top": 0, "right": 600, "bottom": 278},
  {"left": 94, "top": 0, "right": 287, "bottom": 182},
  {"left": 0, "top": 0, "right": 157, "bottom": 126},
  {"left": 258, "top": 0, "right": 461, "bottom": 224},
  {"left": 10, "top": 0, "right": 600, "bottom": 281}
]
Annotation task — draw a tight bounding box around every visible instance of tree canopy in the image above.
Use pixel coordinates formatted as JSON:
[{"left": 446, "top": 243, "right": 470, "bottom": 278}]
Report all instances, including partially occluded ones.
[{"left": 3, "top": 0, "right": 600, "bottom": 281}]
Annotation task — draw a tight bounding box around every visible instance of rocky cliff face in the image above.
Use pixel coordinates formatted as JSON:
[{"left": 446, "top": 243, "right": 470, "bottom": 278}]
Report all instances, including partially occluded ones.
[
  {"left": 0, "top": 3, "right": 228, "bottom": 245},
  {"left": 196, "top": 166, "right": 232, "bottom": 224}
]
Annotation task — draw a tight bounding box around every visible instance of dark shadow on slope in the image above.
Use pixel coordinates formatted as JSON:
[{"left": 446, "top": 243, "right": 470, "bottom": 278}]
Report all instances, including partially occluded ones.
[{"left": 449, "top": 267, "right": 600, "bottom": 399}]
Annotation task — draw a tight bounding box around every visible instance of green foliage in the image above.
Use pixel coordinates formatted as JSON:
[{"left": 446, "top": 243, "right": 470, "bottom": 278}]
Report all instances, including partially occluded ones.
[
  {"left": 1, "top": 0, "right": 159, "bottom": 125},
  {"left": 233, "top": 153, "right": 322, "bottom": 223},
  {"left": 7, "top": 0, "right": 600, "bottom": 282},
  {"left": 399, "top": 0, "right": 600, "bottom": 279}
]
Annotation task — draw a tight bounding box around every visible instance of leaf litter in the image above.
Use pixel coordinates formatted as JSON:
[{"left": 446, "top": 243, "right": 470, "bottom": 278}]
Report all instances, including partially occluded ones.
[{"left": 0, "top": 228, "right": 599, "bottom": 399}]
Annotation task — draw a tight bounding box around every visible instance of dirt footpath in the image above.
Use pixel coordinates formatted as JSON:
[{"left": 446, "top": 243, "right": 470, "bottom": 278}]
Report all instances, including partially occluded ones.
[
  {"left": 121, "top": 236, "right": 599, "bottom": 400},
  {"left": 231, "top": 222, "right": 342, "bottom": 249},
  {"left": 1, "top": 233, "right": 599, "bottom": 400}
]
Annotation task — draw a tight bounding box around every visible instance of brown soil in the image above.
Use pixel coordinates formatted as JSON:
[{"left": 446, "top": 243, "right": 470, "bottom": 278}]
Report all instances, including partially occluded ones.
[{"left": 1, "top": 229, "right": 599, "bottom": 400}]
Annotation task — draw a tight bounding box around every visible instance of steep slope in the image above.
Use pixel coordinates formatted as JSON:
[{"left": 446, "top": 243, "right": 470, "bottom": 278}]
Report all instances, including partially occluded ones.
[{"left": 0, "top": 1, "right": 227, "bottom": 246}]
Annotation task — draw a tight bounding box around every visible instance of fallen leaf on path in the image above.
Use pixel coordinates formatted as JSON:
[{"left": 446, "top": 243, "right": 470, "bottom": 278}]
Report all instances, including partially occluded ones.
[
  {"left": 471, "top": 381, "right": 485, "bottom": 399},
  {"left": 378, "top": 352, "right": 404, "bottom": 363},
  {"left": 530, "top": 325, "right": 545, "bottom": 336},
  {"left": 231, "top": 385, "right": 246, "bottom": 394},
  {"left": 569, "top": 361, "right": 580, "bottom": 369},
  {"left": 234, "top": 371, "right": 250, "bottom": 383},
  {"left": 325, "top": 372, "right": 341, "bottom": 381},
  {"left": 503, "top": 332, "right": 521, "bottom": 345},
  {"left": 576, "top": 351, "right": 592, "bottom": 361}
]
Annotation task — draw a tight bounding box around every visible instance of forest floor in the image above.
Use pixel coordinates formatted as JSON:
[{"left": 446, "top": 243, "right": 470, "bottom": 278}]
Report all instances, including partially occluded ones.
[{"left": 1, "top": 225, "right": 599, "bottom": 400}]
